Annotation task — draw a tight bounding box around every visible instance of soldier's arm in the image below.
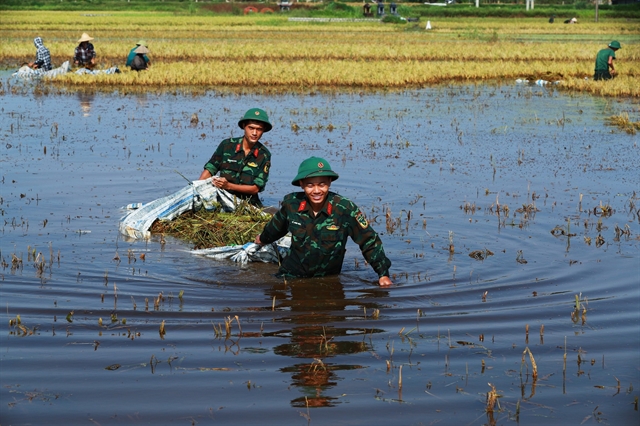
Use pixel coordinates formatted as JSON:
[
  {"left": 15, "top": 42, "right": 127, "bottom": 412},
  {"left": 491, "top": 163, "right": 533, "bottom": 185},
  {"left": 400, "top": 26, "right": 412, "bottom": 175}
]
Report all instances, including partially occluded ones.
[
  {"left": 608, "top": 55, "right": 615, "bottom": 73},
  {"left": 257, "top": 203, "right": 289, "bottom": 245},
  {"left": 347, "top": 203, "right": 392, "bottom": 280},
  {"left": 215, "top": 180, "right": 259, "bottom": 195},
  {"left": 202, "top": 140, "right": 227, "bottom": 177},
  {"left": 253, "top": 148, "right": 271, "bottom": 192}
]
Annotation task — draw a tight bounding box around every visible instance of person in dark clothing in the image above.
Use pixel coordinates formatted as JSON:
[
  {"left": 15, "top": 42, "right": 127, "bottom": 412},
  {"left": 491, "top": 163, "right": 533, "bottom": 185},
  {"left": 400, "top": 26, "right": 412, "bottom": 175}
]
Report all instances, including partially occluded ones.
[
  {"left": 255, "top": 156, "right": 393, "bottom": 286},
  {"left": 74, "top": 33, "right": 96, "bottom": 69},
  {"left": 363, "top": 2, "right": 372, "bottom": 17},
  {"left": 198, "top": 108, "right": 272, "bottom": 207},
  {"left": 594, "top": 40, "right": 621, "bottom": 81},
  {"left": 129, "top": 45, "right": 150, "bottom": 71},
  {"left": 126, "top": 40, "right": 151, "bottom": 70}
]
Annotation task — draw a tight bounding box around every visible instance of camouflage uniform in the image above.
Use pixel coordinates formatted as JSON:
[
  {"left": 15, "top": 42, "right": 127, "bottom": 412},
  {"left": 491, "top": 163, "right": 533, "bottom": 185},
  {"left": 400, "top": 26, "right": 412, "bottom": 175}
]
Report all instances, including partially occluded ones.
[
  {"left": 204, "top": 137, "right": 271, "bottom": 206},
  {"left": 258, "top": 191, "right": 391, "bottom": 278}
]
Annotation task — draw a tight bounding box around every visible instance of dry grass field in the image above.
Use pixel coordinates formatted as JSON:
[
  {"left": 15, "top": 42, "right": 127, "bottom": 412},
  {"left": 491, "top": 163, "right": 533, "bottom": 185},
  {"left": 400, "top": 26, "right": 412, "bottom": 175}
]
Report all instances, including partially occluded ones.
[{"left": 1, "top": 11, "right": 638, "bottom": 96}]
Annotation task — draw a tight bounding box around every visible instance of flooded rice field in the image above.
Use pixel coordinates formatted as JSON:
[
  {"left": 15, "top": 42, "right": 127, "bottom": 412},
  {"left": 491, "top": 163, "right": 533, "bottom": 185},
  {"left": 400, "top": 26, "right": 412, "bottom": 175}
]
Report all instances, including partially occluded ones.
[{"left": 1, "top": 77, "right": 638, "bottom": 425}]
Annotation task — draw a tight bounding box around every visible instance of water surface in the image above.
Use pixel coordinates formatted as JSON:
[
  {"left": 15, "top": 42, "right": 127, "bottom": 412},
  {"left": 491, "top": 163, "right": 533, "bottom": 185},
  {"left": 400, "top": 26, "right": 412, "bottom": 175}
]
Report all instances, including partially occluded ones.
[{"left": 1, "top": 78, "right": 638, "bottom": 425}]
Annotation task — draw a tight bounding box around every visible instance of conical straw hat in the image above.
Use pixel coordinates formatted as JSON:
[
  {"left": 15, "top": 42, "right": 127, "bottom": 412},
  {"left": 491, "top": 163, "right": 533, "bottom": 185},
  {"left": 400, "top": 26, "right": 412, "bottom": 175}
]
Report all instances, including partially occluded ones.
[{"left": 78, "top": 33, "right": 94, "bottom": 42}]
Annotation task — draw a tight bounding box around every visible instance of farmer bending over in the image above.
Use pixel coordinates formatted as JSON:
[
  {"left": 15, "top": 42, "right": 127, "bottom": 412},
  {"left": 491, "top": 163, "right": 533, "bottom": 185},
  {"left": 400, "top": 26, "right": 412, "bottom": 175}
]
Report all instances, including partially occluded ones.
[
  {"left": 198, "top": 108, "right": 272, "bottom": 207},
  {"left": 28, "top": 37, "right": 52, "bottom": 71},
  {"left": 255, "top": 157, "right": 393, "bottom": 287},
  {"left": 74, "top": 33, "right": 96, "bottom": 69},
  {"left": 594, "top": 40, "right": 621, "bottom": 81},
  {"left": 126, "top": 40, "right": 151, "bottom": 71}
]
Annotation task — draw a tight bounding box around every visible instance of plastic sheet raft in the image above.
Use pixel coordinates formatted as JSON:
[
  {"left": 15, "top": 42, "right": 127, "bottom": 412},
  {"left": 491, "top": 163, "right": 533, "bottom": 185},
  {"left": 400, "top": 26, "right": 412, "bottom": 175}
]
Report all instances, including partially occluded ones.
[
  {"left": 12, "top": 61, "right": 72, "bottom": 79},
  {"left": 191, "top": 236, "right": 291, "bottom": 265},
  {"left": 74, "top": 66, "right": 121, "bottom": 75},
  {"left": 12, "top": 62, "right": 121, "bottom": 79},
  {"left": 119, "top": 178, "right": 238, "bottom": 240},
  {"left": 515, "top": 78, "right": 562, "bottom": 86}
]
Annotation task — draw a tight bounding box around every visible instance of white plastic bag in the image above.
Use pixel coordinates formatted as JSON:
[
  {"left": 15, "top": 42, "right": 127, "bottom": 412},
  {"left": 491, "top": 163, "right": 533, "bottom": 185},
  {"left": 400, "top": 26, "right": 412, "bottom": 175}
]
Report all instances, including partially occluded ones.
[{"left": 192, "top": 236, "right": 291, "bottom": 265}]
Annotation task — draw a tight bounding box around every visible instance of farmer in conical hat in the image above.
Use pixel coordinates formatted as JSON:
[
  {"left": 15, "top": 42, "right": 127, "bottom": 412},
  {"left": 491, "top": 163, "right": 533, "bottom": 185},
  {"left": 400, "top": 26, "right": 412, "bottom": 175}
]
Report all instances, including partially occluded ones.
[
  {"left": 594, "top": 40, "right": 621, "bottom": 81},
  {"left": 74, "top": 32, "right": 96, "bottom": 69},
  {"left": 198, "top": 108, "right": 272, "bottom": 207},
  {"left": 129, "top": 45, "right": 150, "bottom": 71},
  {"left": 255, "top": 156, "right": 393, "bottom": 286},
  {"left": 126, "top": 39, "right": 151, "bottom": 70}
]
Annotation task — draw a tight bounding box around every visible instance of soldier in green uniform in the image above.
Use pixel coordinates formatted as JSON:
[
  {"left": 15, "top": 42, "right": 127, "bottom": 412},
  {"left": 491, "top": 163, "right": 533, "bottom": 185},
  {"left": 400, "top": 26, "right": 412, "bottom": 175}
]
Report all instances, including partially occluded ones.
[
  {"left": 255, "top": 157, "right": 393, "bottom": 286},
  {"left": 198, "top": 108, "right": 272, "bottom": 206},
  {"left": 594, "top": 40, "right": 621, "bottom": 81}
]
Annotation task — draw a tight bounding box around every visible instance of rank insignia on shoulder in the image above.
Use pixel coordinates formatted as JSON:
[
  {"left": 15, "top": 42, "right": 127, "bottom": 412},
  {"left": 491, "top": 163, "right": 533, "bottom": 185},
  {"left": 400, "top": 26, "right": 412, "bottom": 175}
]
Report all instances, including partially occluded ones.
[
  {"left": 247, "top": 162, "right": 258, "bottom": 167},
  {"left": 356, "top": 212, "right": 368, "bottom": 229},
  {"left": 326, "top": 225, "right": 340, "bottom": 231}
]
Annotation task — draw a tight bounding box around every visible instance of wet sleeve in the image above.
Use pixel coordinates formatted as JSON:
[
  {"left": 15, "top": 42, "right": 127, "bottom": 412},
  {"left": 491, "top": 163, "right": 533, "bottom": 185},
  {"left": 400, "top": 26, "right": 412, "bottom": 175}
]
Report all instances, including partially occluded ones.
[
  {"left": 259, "top": 202, "right": 289, "bottom": 244},
  {"left": 348, "top": 203, "right": 392, "bottom": 278}
]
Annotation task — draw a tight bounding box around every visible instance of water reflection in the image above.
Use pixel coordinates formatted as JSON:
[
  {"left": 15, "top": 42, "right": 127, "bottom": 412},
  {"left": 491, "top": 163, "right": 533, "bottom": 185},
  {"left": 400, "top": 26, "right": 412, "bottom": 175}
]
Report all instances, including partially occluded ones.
[
  {"left": 77, "top": 91, "right": 94, "bottom": 117},
  {"left": 134, "top": 92, "right": 148, "bottom": 109},
  {"left": 265, "top": 278, "right": 387, "bottom": 407}
]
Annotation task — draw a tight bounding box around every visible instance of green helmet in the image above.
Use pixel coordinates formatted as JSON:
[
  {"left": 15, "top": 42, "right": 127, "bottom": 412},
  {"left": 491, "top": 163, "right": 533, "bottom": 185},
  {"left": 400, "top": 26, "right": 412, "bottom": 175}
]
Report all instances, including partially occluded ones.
[
  {"left": 608, "top": 40, "right": 621, "bottom": 49},
  {"left": 291, "top": 156, "right": 340, "bottom": 186},
  {"left": 238, "top": 108, "right": 272, "bottom": 132}
]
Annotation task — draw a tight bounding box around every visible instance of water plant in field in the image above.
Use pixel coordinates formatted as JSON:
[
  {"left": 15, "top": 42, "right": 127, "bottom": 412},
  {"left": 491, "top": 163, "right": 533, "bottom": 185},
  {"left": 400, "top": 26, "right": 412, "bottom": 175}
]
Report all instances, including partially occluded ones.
[{"left": 605, "top": 113, "right": 640, "bottom": 135}]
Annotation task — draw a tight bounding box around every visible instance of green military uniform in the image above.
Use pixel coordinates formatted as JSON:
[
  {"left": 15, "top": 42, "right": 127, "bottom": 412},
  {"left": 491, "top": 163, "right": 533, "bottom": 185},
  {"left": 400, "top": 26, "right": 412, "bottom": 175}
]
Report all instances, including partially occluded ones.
[
  {"left": 258, "top": 191, "right": 392, "bottom": 278},
  {"left": 204, "top": 137, "right": 271, "bottom": 206},
  {"left": 594, "top": 48, "right": 616, "bottom": 80},
  {"left": 594, "top": 41, "right": 621, "bottom": 81}
]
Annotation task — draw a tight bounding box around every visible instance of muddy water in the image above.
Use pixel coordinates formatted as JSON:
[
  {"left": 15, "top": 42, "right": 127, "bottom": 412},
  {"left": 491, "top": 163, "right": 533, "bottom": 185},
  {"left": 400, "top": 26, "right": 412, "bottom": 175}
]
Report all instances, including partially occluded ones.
[{"left": 1, "top": 78, "right": 638, "bottom": 425}]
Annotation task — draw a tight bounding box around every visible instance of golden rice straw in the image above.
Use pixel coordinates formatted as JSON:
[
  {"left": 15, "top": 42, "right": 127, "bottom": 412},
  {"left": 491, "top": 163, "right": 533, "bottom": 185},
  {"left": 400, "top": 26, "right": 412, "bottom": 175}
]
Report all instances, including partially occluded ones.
[{"left": 522, "top": 347, "right": 538, "bottom": 379}]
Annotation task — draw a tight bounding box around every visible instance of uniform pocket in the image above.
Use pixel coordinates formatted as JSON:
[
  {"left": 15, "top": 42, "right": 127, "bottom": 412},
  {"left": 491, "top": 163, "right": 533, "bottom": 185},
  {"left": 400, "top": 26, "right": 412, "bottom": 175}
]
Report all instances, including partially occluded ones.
[{"left": 318, "top": 230, "right": 344, "bottom": 254}]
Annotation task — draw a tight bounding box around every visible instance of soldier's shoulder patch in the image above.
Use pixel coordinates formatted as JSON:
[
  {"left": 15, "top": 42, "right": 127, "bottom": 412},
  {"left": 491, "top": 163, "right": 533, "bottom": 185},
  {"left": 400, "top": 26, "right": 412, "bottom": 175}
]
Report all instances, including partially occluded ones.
[
  {"left": 264, "top": 162, "right": 270, "bottom": 174},
  {"left": 355, "top": 212, "right": 368, "bottom": 229},
  {"left": 326, "top": 225, "right": 340, "bottom": 231},
  {"left": 247, "top": 161, "right": 258, "bottom": 168}
]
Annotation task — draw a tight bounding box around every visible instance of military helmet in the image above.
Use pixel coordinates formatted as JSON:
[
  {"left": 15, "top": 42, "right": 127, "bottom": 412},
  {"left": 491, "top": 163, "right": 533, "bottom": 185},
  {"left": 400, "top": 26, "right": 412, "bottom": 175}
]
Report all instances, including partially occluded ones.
[
  {"left": 608, "top": 40, "right": 621, "bottom": 49},
  {"left": 292, "top": 156, "right": 340, "bottom": 186},
  {"left": 238, "top": 108, "right": 272, "bottom": 132}
]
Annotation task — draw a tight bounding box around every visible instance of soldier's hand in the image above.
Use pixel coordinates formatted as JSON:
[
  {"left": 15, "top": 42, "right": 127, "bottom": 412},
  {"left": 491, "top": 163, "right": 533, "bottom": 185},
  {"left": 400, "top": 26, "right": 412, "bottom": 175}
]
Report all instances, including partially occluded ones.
[
  {"left": 213, "top": 176, "right": 228, "bottom": 189},
  {"left": 378, "top": 276, "right": 392, "bottom": 286},
  {"left": 254, "top": 235, "right": 263, "bottom": 245}
]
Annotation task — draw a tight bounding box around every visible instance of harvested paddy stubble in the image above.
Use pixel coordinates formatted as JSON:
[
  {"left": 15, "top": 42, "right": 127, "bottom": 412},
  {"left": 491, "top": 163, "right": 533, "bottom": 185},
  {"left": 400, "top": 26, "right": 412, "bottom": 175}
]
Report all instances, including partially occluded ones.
[
  {"left": 1, "top": 12, "right": 638, "bottom": 95},
  {"left": 150, "top": 208, "right": 271, "bottom": 249}
]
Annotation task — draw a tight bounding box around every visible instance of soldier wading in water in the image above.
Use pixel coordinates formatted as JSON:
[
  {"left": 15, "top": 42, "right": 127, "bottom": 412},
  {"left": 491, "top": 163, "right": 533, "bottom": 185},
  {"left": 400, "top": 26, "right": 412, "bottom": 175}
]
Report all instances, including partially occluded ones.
[
  {"left": 199, "top": 108, "right": 272, "bottom": 207},
  {"left": 255, "top": 157, "right": 393, "bottom": 286}
]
